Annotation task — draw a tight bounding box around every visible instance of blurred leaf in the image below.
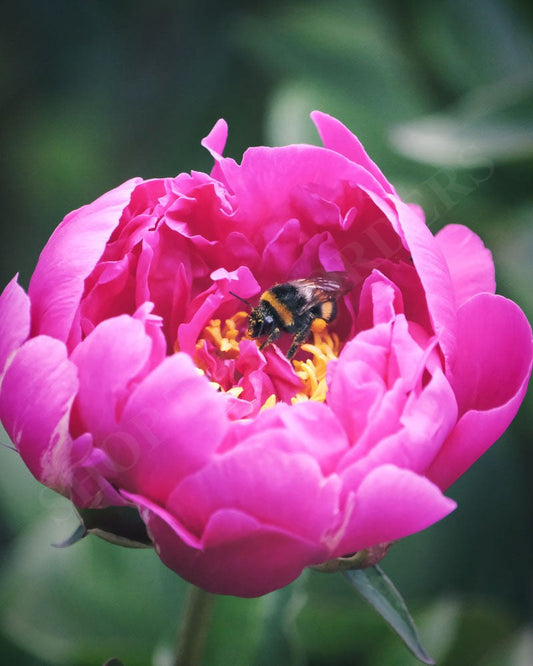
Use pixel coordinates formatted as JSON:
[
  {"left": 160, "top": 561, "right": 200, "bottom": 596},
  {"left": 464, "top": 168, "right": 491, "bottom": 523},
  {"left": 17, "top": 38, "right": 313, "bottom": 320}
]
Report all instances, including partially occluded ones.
[
  {"left": 491, "top": 206, "right": 533, "bottom": 322},
  {"left": 479, "top": 626, "right": 533, "bottom": 666},
  {"left": 0, "top": 425, "right": 68, "bottom": 530},
  {"left": 238, "top": 1, "right": 425, "bottom": 108},
  {"left": 0, "top": 632, "right": 49, "bottom": 666},
  {"left": 202, "top": 594, "right": 265, "bottom": 666},
  {"left": 391, "top": 75, "right": 533, "bottom": 168},
  {"left": 297, "top": 570, "right": 383, "bottom": 662},
  {"left": 344, "top": 566, "right": 435, "bottom": 664},
  {"left": 252, "top": 578, "right": 307, "bottom": 666},
  {"left": 0, "top": 515, "right": 187, "bottom": 665},
  {"left": 415, "top": 598, "right": 462, "bottom": 664},
  {"left": 376, "top": 597, "right": 518, "bottom": 666},
  {"left": 52, "top": 523, "right": 87, "bottom": 549},
  {"left": 237, "top": 1, "right": 431, "bottom": 157},
  {"left": 375, "top": 598, "right": 462, "bottom": 666},
  {"left": 438, "top": 601, "right": 517, "bottom": 666},
  {"left": 411, "top": 1, "right": 533, "bottom": 93}
]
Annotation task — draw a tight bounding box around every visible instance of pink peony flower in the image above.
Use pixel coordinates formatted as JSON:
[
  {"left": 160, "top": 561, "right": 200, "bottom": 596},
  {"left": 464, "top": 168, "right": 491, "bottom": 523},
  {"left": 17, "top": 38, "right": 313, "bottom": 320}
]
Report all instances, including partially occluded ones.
[{"left": 1, "top": 112, "right": 531, "bottom": 597}]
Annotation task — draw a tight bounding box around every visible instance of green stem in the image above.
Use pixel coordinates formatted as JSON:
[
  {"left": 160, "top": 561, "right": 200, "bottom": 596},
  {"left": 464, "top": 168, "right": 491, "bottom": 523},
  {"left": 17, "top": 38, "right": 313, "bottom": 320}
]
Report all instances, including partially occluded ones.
[{"left": 174, "top": 585, "right": 216, "bottom": 666}]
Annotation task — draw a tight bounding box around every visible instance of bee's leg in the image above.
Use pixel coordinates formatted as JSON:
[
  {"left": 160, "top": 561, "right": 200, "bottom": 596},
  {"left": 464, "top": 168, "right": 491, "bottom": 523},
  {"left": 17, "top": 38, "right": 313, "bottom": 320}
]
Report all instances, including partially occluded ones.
[
  {"left": 286, "top": 326, "right": 311, "bottom": 359},
  {"left": 259, "top": 327, "right": 281, "bottom": 351}
]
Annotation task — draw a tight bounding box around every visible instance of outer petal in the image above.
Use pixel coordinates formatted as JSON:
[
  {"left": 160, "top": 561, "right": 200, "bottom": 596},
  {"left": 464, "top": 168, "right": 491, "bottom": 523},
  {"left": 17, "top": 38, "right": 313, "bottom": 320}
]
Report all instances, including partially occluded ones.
[
  {"left": 338, "top": 368, "right": 457, "bottom": 484},
  {"left": 450, "top": 294, "right": 532, "bottom": 415},
  {"left": 103, "top": 353, "right": 229, "bottom": 503},
  {"left": 168, "top": 446, "right": 341, "bottom": 544},
  {"left": 427, "top": 293, "right": 533, "bottom": 489},
  {"left": 0, "top": 336, "right": 78, "bottom": 490},
  {"left": 333, "top": 465, "right": 456, "bottom": 556},
  {"left": 251, "top": 401, "right": 349, "bottom": 475},
  {"left": 214, "top": 144, "right": 400, "bottom": 231},
  {"left": 392, "top": 199, "right": 458, "bottom": 368},
  {"left": 201, "top": 118, "right": 228, "bottom": 160},
  {"left": 130, "top": 493, "right": 329, "bottom": 597},
  {"left": 311, "top": 111, "right": 396, "bottom": 195},
  {"left": 436, "top": 224, "right": 495, "bottom": 307},
  {"left": 70, "top": 315, "right": 155, "bottom": 441},
  {"left": 0, "top": 276, "right": 31, "bottom": 375},
  {"left": 28, "top": 177, "right": 141, "bottom": 342}
]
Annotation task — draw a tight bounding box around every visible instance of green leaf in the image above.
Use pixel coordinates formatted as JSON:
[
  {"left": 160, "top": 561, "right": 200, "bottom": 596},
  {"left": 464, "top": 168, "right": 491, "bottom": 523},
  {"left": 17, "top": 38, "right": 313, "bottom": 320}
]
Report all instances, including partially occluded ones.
[
  {"left": 52, "top": 523, "right": 87, "bottom": 548},
  {"left": 77, "top": 506, "right": 153, "bottom": 548},
  {"left": 252, "top": 578, "right": 307, "bottom": 666},
  {"left": 0, "top": 425, "right": 62, "bottom": 529},
  {"left": 202, "top": 594, "right": 265, "bottom": 666},
  {"left": 0, "top": 514, "right": 187, "bottom": 665},
  {"left": 344, "top": 565, "right": 435, "bottom": 665},
  {"left": 390, "top": 76, "right": 533, "bottom": 168}
]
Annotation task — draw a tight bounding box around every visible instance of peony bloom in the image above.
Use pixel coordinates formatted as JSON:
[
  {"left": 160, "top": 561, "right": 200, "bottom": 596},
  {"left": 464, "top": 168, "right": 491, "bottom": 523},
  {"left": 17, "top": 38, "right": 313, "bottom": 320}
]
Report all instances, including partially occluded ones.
[{"left": 0, "top": 112, "right": 531, "bottom": 597}]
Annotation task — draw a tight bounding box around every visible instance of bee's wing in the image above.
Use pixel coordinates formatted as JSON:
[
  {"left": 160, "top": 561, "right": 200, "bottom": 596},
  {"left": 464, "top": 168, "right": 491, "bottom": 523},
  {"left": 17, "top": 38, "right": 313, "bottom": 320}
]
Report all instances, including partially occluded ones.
[{"left": 291, "top": 272, "right": 353, "bottom": 315}]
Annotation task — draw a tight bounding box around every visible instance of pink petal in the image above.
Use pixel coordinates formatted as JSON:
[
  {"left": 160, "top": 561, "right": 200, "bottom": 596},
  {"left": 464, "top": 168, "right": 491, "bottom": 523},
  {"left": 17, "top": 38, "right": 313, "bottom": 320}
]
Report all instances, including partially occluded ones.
[
  {"left": 0, "top": 276, "right": 31, "bottom": 375},
  {"left": 177, "top": 266, "right": 258, "bottom": 356},
  {"left": 261, "top": 401, "right": 349, "bottom": 474},
  {"left": 0, "top": 336, "right": 78, "bottom": 489},
  {"left": 261, "top": 218, "right": 301, "bottom": 277},
  {"left": 311, "top": 111, "right": 396, "bottom": 195},
  {"left": 221, "top": 400, "right": 349, "bottom": 472},
  {"left": 328, "top": 354, "right": 386, "bottom": 447},
  {"left": 334, "top": 465, "right": 456, "bottom": 556},
  {"left": 28, "top": 178, "right": 141, "bottom": 342},
  {"left": 451, "top": 294, "right": 532, "bottom": 414},
  {"left": 70, "top": 315, "right": 154, "bottom": 441},
  {"left": 105, "top": 353, "right": 229, "bottom": 503},
  {"left": 291, "top": 231, "right": 345, "bottom": 276},
  {"left": 392, "top": 199, "right": 458, "bottom": 369},
  {"left": 133, "top": 496, "right": 329, "bottom": 597},
  {"left": 436, "top": 224, "right": 495, "bottom": 307},
  {"left": 168, "top": 445, "right": 341, "bottom": 544},
  {"left": 201, "top": 119, "right": 228, "bottom": 160},
  {"left": 329, "top": 316, "right": 430, "bottom": 449},
  {"left": 339, "top": 367, "right": 457, "bottom": 481},
  {"left": 200, "top": 119, "right": 233, "bottom": 186},
  {"left": 70, "top": 436, "right": 128, "bottom": 509},
  {"left": 357, "top": 270, "right": 404, "bottom": 329},
  {"left": 216, "top": 144, "right": 399, "bottom": 233},
  {"left": 427, "top": 293, "right": 532, "bottom": 489}
]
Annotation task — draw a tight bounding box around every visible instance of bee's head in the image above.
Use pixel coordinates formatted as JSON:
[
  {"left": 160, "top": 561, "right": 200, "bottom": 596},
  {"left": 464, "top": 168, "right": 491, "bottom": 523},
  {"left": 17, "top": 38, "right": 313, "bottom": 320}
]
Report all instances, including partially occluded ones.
[{"left": 248, "top": 305, "right": 275, "bottom": 339}]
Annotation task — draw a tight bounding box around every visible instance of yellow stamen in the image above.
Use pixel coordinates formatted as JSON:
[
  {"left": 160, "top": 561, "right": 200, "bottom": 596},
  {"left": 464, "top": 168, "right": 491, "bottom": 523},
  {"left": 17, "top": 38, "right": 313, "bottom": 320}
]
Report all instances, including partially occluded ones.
[
  {"left": 195, "top": 312, "right": 341, "bottom": 408},
  {"left": 260, "top": 394, "right": 277, "bottom": 411},
  {"left": 311, "top": 317, "right": 328, "bottom": 334},
  {"left": 291, "top": 327, "right": 340, "bottom": 404},
  {"left": 200, "top": 311, "right": 248, "bottom": 359}
]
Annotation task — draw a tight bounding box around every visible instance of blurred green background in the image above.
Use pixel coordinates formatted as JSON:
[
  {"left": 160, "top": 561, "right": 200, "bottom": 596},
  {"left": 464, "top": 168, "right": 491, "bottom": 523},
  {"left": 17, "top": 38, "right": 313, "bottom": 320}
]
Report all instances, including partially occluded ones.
[{"left": 1, "top": 1, "right": 532, "bottom": 664}]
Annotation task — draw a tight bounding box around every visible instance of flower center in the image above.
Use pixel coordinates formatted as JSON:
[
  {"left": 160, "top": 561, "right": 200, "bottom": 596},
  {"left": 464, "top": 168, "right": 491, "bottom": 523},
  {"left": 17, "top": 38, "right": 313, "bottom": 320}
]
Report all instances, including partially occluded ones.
[
  {"left": 194, "top": 313, "right": 341, "bottom": 408},
  {"left": 197, "top": 311, "right": 248, "bottom": 360},
  {"left": 292, "top": 320, "right": 340, "bottom": 403}
]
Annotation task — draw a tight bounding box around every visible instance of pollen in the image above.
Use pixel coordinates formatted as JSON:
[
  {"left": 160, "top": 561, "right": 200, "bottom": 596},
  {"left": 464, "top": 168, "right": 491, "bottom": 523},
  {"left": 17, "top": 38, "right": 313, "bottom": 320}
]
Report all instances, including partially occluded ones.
[
  {"left": 291, "top": 327, "right": 340, "bottom": 404},
  {"left": 196, "top": 311, "right": 249, "bottom": 360},
  {"left": 260, "top": 394, "right": 277, "bottom": 411},
  {"left": 195, "top": 312, "right": 341, "bottom": 408}
]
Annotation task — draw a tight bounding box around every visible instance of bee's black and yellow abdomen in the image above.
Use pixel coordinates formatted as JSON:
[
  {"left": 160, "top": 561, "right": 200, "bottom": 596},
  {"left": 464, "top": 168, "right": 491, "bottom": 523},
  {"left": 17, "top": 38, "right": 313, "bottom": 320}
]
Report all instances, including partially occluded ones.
[
  {"left": 318, "top": 299, "right": 337, "bottom": 323},
  {"left": 260, "top": 284, "right": 299, "bottom": 329}
]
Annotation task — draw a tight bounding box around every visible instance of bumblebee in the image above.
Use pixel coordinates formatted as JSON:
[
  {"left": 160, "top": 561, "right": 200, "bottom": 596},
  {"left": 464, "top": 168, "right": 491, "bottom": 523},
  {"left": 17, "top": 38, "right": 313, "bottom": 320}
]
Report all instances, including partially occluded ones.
[{"left": 230, "top": 272, "right": 353, "bottom": 359}]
